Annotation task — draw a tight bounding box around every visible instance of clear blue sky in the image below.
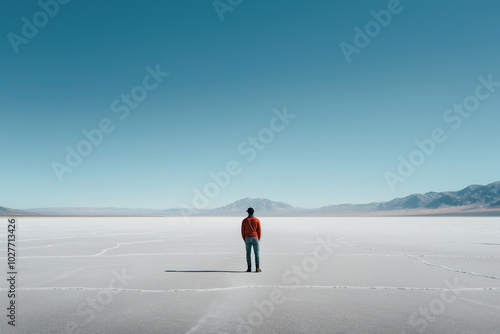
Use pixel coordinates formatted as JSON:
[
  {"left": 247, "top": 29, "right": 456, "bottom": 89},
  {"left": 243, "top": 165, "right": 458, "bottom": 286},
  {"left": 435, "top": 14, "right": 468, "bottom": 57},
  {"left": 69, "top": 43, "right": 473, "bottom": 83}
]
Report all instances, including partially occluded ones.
[{"left": 1, "top": 0, "right": 499, "bottom": 210}]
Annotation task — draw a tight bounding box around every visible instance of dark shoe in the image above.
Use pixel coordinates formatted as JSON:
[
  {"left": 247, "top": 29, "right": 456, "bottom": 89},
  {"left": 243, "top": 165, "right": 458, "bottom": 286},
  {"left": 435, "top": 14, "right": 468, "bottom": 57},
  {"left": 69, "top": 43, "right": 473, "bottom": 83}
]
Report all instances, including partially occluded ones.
[
  {"left": 256, "top": 267, "right": 262, "bottom": 272},
  {"left": 246, "top": 266, "right": 251, "bottom": 272}
]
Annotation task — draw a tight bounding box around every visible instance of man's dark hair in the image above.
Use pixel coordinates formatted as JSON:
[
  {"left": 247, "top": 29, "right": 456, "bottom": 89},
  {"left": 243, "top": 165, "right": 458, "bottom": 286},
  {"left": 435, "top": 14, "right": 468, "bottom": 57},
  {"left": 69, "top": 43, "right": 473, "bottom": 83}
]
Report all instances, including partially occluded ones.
[{"left": 246, "top": 207, "right": 254, "bottom": 215}]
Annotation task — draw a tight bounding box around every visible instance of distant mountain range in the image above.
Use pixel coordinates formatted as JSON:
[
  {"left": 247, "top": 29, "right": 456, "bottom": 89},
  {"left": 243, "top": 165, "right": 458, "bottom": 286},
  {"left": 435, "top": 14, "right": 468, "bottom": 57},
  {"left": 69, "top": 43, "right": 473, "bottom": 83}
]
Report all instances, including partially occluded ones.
[
  {"left": 2, "top": 181, "right": 500, "bottom": 217},
  {"left": 0, "top": 206, "right": 35, "bottom": 216},
  {"left": 311, "top": 181, "right": 500, "bottom": 216},
  {"left": 23, "top": 207, "right": 169, "bottom": 216}
]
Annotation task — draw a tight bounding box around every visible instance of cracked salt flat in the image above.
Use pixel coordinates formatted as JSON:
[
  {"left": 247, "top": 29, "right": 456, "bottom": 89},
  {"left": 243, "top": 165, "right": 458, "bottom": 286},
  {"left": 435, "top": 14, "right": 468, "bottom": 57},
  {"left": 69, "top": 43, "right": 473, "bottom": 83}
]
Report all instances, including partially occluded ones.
[
  {"left": 11, "top": 285, "right": 500, "bottom": 293},
  {"left": 1, "top": 216, "right": 499, "bottom": 334}
]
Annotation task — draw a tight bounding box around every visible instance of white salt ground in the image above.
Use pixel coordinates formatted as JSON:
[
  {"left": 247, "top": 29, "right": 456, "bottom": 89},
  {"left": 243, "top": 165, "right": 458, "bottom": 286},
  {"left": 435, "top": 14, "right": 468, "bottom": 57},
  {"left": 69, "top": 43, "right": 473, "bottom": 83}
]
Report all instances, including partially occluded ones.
[{"left": 1, "top": 216, "right": 499, "bottom": 334}]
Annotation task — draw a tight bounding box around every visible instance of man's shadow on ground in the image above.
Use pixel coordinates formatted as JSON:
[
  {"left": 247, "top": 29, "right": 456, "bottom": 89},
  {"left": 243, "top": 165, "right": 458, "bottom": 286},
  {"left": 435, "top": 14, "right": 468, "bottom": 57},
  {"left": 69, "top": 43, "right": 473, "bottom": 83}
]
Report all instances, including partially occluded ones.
[{"left": 164, "top": 270, "right": 247, "bottom": 273}]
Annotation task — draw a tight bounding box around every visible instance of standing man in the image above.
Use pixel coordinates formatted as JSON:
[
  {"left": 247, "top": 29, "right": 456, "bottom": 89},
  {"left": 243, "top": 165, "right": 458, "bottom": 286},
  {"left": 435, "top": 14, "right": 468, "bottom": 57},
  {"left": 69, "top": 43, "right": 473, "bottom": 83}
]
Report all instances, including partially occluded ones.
[{"left": 241, "top": 207, "right": 262, "bottom": 272}]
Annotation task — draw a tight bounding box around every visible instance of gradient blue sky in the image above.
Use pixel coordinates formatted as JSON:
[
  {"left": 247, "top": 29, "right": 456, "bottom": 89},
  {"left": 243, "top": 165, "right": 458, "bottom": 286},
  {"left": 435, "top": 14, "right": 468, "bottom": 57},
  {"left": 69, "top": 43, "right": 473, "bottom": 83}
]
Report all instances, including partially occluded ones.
[{"left": 1, "top": 0, "right": 500, "bottom": 210}]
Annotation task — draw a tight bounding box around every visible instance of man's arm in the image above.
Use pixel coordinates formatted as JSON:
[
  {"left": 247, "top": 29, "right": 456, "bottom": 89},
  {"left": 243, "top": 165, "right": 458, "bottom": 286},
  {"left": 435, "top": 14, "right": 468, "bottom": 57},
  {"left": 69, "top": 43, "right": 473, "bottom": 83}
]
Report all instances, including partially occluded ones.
[
  {"left": 257, "top": 219, "right": 261, "bottom": 240},
  {"left": 241, "top": 220, "right": 245, "bottom": 241}
]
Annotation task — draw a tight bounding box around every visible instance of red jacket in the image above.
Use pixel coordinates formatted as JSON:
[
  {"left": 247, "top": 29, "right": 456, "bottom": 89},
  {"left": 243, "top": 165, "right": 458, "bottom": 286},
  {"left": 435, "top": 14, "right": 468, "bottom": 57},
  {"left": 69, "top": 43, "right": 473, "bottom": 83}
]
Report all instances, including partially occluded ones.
[{"left": 241, "top": 216, "right": 261, "bottom": 240}]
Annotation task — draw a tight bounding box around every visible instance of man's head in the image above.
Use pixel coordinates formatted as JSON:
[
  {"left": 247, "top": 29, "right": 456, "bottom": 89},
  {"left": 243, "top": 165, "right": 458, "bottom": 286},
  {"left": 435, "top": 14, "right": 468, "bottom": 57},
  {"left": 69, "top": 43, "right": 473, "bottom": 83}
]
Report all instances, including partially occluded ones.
[{"left": 246, "top": 207, "right": 254, "bottom": 215}]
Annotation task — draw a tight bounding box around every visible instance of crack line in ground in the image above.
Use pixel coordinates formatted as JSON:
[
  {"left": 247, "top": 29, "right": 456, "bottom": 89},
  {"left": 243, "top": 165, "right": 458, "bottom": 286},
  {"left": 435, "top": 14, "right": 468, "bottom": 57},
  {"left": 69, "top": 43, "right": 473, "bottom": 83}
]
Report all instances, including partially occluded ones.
[
  {"left": 3, "top": 285, "right": 500, "bottom": 293},
  {"left": 405, "top": 255, "right": 500, "bottom": 281}
]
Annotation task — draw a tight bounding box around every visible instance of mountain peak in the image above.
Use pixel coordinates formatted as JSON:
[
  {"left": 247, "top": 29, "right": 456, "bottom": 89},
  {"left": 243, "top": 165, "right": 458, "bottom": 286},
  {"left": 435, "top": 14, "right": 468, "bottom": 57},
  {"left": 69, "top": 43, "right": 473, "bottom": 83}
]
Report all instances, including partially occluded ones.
[{"left": 206, "top": 198, "right": 296, "bottom": 216}]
